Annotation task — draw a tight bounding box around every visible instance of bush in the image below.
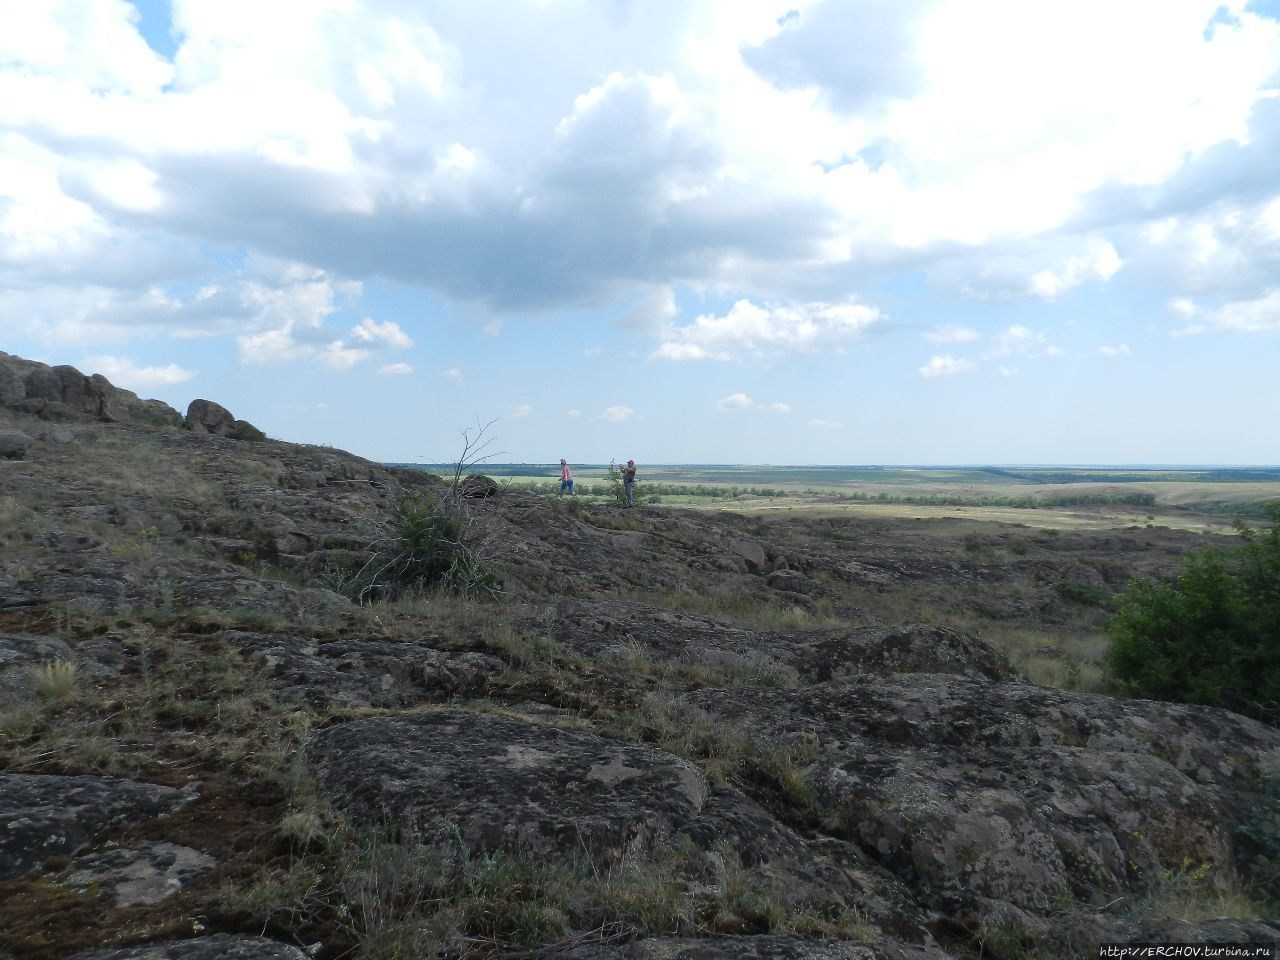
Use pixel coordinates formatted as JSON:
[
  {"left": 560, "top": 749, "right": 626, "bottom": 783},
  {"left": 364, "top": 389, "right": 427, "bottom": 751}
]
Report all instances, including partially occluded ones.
[
  {"left": 1105, "top": 502, "right": 1280, "bottom": 724},
  {"left": 606, "top": 459, "right": 646, "bottom": 507},
  {"left": 340, "top": 493, "right": 499, "bottom": 603}
]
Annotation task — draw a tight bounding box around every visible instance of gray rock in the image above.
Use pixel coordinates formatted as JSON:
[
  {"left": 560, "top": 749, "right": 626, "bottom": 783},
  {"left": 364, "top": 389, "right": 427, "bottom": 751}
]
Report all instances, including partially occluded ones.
[
  {"left": 682, "top": 677, "right": 1280, "bottom": 927},
  {"left": 183, "top": 400, "right": 264, "bottom": 440},
  {"left": 312, "top": 711, "right": 708, "bottom": 865},
  {"left": 460, "top": 473, "right": 499, "bottom": 498},
  {"left": 764, "top": 569, "right": 818, "bottom": 595},
  {"left": 0, "top": 428, "right": 30, "bottom": 459},
  {"left": 0, "top": 352, "right": 180, "bottom": 426},
  {"left": 786, "top": 624, "right": 1022, "bottom": 682},
  {"left": 0, "top": 773, "right": 194, "bottom": 881},
  {"left": 553, "top": 935, "right": 952, "bottom": 959},
  {"left": 220, "top": 631, "right": 503, "bottom": 708},
  {"left": 0, "top": 574, "right": 37, "bottom": 608},
  {"left": 727, "top": 539, "right": 768, "bottom": 573},
  {"left": 57, "top": 841, "right": 216, "bottom": 906},
  {"left": 183, "top": 399, "right": 236, "bottom": 435},
  {"left": 0, "top": 364, "right": 23, "bottom": 405},
  {"left": 67, "top": 934, "right": 310, "bottom": 960}
]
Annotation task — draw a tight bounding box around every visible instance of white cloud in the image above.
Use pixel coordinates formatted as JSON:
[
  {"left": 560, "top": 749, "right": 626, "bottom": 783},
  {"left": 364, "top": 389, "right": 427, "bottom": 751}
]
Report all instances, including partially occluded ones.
[
  {"left": 807, "top": 418, "right": 843, "bottom": 430},
  {"left": 983, "top": 324, "right": 1062, "bottom": 360},
  {"left": 599, "top": 405, "right": 634, "bottom": 421},
  {"left": 1098, "top": 344, "right": 1131, "bottom": 357},
  {"left": 918, "top": 354, "right": 974, "bottom": 378},
  {"left": 439, "top": 367, "right": 463, "bottom": 381},
  {"left": 923, "top": 324, "right": 980, "bottom": 345},
  {"left": 651, "top": 341, "right": 723, "bottom": 362},
  {"left": 999, "top": 365, "right": 1019, "bottom": 377},
  {"left": 715, "top": 393, "right": 791, "bottom": 412},
  {"left": 511, "top": 403, "right": 533, "bottom": 419},
  {"left": 656, "top": 298, "right": 882, "bottom": 361},
  {"left": 317, "top": 341, "right": 370, "bottom": 370},
  {"left": 3, "top": 0, "right": 1280, "bottom": 403},
  {"left": 353, "top": 317, "right": 413, "bottom": 349},
  {"left": 1175, "top": 289, "right": 1280, "bottom": 335},
  {"left": 617, "top": 286, "right": 677, "bottom": 333},
  {"left": 933, "top": 237, "right": 1123, "bottom": 302},
  {"left": 80, "top": 354, "right": 195, "bottom": 389},
  {"left": 379, "top": 362, "right": 413, "bottom": 375},
  {"left": 716, "top": 392, "right": 756, "bottom": 411}
]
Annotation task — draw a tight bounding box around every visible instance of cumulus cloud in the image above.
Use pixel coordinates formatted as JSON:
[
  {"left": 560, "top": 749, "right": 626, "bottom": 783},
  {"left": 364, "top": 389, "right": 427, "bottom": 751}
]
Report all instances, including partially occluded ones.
[
  {"left": 511, "top": 403, "right": 533, "bottom": 419},
  {"left": 922, "top": 324, "right": 979, "bottom": 345},
  {"left": 79, "top": 354, "right": 194, "bottom": 389},
  {"left": 598, "top": 405, "right": 634, "bottom": 421},
  {"left": 931, "top": 237, "right": 1122, "bottom": 302},
  {"left": 983, "top": 324, "right": 1060, "bottom": 360},
  {"left": 617, "top": 286, "right": 678, "bottom": 333},
  {"left": 439, "top": 367, "right": 463, "bottom": 380},
  {"left": 715, "top": 393, "right": 790, "bottom": 412},
  {"left": 807, "top": 418, "right": 843, "bottom": 429},
  {"left": 1174, "top": 289, "right": 1280, "bottom": 335},
  {"left": 742, "top": 0, "right": 933, "bottom": 114},
  {"left": 918, "top": 354, "right": 974, "bottom": 378},
  {"left": 353, "top": 318, "right": 413, "bottom": 349},
  {"left": 715, "top": 392, "right": 756, "bottom": 411},
  {"left": 655, "top": 298, "right": 882, "bottom": 361},
  {"left": 1098, "top": 344, "right": 1131, "bottom": 357},
  {"left": 3, "top": 0, "right": 1280, "bottom": 383},
  {"left": 379, "top": 362, "right": 413, "bottom": 374}
]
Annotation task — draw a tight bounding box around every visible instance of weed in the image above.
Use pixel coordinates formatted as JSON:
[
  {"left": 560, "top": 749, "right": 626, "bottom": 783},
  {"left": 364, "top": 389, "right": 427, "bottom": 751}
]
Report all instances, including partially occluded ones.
[{"left": 32, "top": 660, "right": 79, "bottom": 705}]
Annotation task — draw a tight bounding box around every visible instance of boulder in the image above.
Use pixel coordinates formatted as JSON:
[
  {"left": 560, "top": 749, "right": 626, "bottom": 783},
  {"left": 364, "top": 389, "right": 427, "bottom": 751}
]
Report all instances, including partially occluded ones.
[
  {"left": 727, "top": 539, "right": 768, "bottom": 573},
  {"left": 786, "top": 624, "right": 1022, "bottom": 682},
  {"left": 460, "top": 473, "right": 499, "bottom": 498},
  {"left": 0, "top": 352, "right": 180, "bottom": 426},
  {"left": 55, "top": 841, "right": 216, "bottom": 907},
  {"left": 683, "top": 676, "right": 1280, "bottom": 928},
  {"left": 564, "top": 935, "right": 953, "bottom": 960},
  {"left": 67, "top": 935, "right": 310, "bottom": 960},
  {"left": 0, "top": 429, "right": 30, "bottom": 460},
  {"left": 218, "top": 631, "right": 504, "bottom": 708},
  {"left": 0, "top": 773, "right": 194, "bottom": 881},
  {"left": 183, "top": 399, "right": 236, "bottom": 435},
  {"left": 312, "top": 711, "right": 709, "bottom": 864},
  {"left": 183, "top": 400, "right": 264, "bottom": 441},
  {"left": 0, "top": 364, "right": 23, "bottom": 405}
]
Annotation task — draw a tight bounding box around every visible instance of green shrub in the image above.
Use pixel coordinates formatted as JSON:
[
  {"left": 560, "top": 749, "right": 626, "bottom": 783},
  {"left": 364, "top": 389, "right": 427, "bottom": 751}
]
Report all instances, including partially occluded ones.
[
  {"left": 1105, "top": 503, "right": 1280, "bottom": 724},
  {"left": 342, "top": 493, "right": 499, "bottom": 603},
  {"left": 606, "top": 460, "right": 646, "bottom": 507},
  {"left": 1054, "top": 581, "right": 1113, "bottom": 608}
]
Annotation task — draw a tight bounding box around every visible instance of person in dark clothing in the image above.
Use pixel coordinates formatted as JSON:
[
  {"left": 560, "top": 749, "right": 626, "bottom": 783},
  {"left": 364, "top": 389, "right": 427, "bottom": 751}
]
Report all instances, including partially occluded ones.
[{"left": 621, "top": 459, "right": 637, "bottom": 507}]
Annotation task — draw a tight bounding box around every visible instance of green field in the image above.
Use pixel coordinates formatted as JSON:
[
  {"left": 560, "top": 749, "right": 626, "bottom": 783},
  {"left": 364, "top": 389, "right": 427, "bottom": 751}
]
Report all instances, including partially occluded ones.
[{"left": 393, "top": 463, "right": 1280, "bottom": 526}]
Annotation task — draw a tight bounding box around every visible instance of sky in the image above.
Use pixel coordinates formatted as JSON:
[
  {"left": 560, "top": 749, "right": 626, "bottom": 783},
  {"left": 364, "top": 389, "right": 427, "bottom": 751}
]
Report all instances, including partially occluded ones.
[{"left": 2, "top": 0, "right": 1279, "bottom": 466}]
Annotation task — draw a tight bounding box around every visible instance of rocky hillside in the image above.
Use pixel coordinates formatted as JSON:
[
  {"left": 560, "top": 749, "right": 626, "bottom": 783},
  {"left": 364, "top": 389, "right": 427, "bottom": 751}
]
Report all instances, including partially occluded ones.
[{"left": 1, "top": 355, "right": 1276, "bottom": 960}]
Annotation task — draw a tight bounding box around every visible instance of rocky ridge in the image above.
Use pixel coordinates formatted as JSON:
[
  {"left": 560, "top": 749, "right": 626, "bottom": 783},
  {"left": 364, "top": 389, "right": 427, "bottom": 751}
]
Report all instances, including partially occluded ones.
[{"left": 0, "top": 354, "right": 1276, "bottom": 959}]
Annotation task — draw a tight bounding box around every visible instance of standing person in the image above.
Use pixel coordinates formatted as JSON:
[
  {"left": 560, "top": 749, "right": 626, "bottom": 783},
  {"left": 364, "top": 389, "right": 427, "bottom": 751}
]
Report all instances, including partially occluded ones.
[
  {"left": 621, "top": 458, "right": 637, "bottom": 507},
  {"left": 559, "top": 459, "right": 576, "bottom": 496}
]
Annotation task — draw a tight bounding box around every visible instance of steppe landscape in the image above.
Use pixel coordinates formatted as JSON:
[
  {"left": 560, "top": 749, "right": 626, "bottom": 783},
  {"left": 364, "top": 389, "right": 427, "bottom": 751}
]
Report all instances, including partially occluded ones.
[{"left": 2, "top": 353, "right": 1277, "bottom": 960}]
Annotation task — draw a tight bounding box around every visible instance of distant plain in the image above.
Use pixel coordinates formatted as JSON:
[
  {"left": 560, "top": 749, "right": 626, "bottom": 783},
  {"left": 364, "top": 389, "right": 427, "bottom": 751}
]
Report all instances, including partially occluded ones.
[{"left": 400, "top": 463, "right": 1280, "bottom": 534}]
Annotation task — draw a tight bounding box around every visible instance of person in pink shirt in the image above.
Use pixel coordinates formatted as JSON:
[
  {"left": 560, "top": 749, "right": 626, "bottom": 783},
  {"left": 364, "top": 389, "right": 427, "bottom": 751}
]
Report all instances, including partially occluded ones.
[{"left": 558, "top": 459, "right": 576, "bottom": 496}]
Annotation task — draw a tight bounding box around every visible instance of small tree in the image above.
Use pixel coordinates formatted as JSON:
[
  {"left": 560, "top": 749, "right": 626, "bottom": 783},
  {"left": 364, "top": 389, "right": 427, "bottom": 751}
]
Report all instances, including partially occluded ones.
[
  {"left": 1105, "top": 502, "right": 1280, "bottom": 725},
  {"left": 340, "top": 420, "right": 503, "bottom": 602},
  {"left": 605, "top": 459, "right": 646, "bottom": 507}
]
